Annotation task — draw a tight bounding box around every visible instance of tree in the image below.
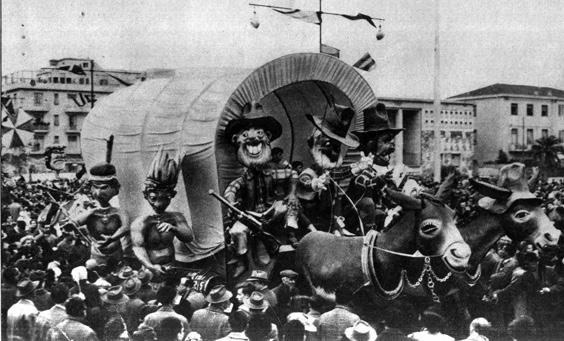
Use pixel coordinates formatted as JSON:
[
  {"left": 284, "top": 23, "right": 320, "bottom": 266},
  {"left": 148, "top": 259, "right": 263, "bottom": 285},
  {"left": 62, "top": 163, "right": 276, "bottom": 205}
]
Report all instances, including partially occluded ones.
[
  {"left": 531, "top": 135, "right": 563, "bottom": 168},
  {"left": 496, "top": 150, "right": 509, "bottom": 163}
]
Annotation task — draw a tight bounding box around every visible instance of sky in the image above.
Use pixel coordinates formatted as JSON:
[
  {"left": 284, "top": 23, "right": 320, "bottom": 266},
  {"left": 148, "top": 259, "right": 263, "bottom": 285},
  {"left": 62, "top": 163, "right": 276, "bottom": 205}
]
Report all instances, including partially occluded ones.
[{"left": 2, "top": 0, "right": 564, "bottom": 98}]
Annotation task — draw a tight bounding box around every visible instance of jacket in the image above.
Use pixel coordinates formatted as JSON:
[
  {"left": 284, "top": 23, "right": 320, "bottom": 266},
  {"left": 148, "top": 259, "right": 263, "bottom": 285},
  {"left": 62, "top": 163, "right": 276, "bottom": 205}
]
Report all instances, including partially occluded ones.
[
  {"left": 191, "top": 306, "right": 231, "bottom": 341},
  {"left": 317, "top": 305, "right": 359, "bottom": 341}
]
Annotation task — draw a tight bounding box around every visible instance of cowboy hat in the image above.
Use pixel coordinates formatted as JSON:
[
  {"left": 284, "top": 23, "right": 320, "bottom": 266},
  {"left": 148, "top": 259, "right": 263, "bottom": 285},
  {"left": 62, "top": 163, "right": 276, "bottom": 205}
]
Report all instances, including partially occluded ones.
[
  {"left": 206, "top": 284, "right": 233, "bottom": 304},
  {"left": 101, "top": 285, "right": 129, "bottom": 305},
  {"left": 225, "top": 101, "right": 282, "bottom": 142},
  {"left": 344, "top": 320, "right": 377, "bottom": 341},
  {"left": 16, "top": 279, "right": 40, "bottom": 298},
  {"left": 118, "top": 266, "right": 138, "bottom": 280},
  {"left": 137, "top": 269, "right": 153, "bottom": 284},
  {"left": 473, "top": 163, "right": 541, "bottom": 214},
  {"left": 247, "top": 270, "right": 269, "bottom": 282},
  {"left": 123, "top": 277, "right": 142, "bottom": 296},
  {"left": 353, "top": 103, "right": 403, "bottom": 139},
  {"left": 245, "top": 291, "right": 268, "bottom": 310},
  {"left": 306, "top": 103, "right": 359, "bottom": 148}
]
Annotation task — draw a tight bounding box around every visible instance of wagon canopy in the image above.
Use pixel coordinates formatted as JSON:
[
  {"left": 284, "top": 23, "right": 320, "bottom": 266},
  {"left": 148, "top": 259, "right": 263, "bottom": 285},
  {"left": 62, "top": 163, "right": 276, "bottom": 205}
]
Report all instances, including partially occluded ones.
[{"left": 81, "top": 53, "right": 377, "bottom": 263}]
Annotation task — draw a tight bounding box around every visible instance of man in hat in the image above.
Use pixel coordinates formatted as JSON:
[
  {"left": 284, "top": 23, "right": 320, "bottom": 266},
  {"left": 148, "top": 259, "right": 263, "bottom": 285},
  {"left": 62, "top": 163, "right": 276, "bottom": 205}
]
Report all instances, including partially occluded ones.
[
  {"left": 345, "top": 103, "right": 404, "bottom": 232},
  {"left": 247, "top": 270, "right": 277, "bottom": 308},
  {"left": 143, "top": 285, "right": 189, "bottom": 338},
  {"left": 131, "top": 147, "right": 194, "bottom": 276},
  {"left": 123, "top": 277, "right": 147, "bottom": 334},
  {"left": 344, "top": 320, "right": 377, "bottom": 341},
  {"left": 191, "top": 284, "right": 232, "bottom": 341},
  {"left": 223, "top": 101, "right": 300, "bottom": 277},
  {"left": 297, "top": 101, "right": 369, "bottom": 235},
  {"left": 272, "top": 269, "right": 300, "bottom": 318},
  {"left": 137, "top": 269, "right": 156, "bottom": 303},
  {"left": 318, "top": 286, "right": 359, "bottom": 341},
  {"left": 408, "top": 306, "right": 454, "bottom": 341},
  {"left": 35, "top": 283, "right": 69, "bottom": 341},
  {"left": 63, "top": 137, "right": 132, "bottom": 266},
  {"left": 6, "top": 279, "right": 40, "bottom": 341}
]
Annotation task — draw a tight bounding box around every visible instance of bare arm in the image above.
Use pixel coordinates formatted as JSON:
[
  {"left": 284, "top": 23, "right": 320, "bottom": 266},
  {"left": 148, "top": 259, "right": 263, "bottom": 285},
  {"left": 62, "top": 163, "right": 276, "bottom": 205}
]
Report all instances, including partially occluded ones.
[
  {"left": 171, "top": 212, "right": 194, "bottom": 243},
  {"left": 131, "top": 216, "right": 157, "bottom": 271}
]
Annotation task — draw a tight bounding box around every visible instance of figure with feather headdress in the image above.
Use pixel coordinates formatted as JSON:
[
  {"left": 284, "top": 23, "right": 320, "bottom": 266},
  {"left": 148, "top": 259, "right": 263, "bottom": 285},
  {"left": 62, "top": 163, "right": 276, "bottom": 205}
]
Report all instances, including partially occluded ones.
[
  {"left": 130, "top": 147, "right": 194, "bottom": 276},
  {"left": 62, "top": 136, "right": 132, "bottom": 265}
]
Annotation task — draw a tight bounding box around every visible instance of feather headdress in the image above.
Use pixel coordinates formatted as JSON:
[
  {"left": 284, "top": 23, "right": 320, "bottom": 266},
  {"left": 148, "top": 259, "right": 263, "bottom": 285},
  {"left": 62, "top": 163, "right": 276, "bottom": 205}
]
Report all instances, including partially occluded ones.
[{"left": 143, "top": 146, "right": 181, "bottom": 192}]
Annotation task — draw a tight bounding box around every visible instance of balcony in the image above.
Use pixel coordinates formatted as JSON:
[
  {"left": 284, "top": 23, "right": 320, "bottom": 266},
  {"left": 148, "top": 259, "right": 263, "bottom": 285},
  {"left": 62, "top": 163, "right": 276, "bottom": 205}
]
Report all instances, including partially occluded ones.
[
  {"left": 23, "top": 103, "right": 51, "bottom": 113},
  {"left": 508, "top": 143, "right": 532, "bottom": 152},
  {"left": 31, "top": 122, "right": 50, "bottom": 134},
  {"left": 66, "top": 125, "right": 81, "bottom": 133},
  {"left": 64, "top": 105, "right": 90, "bottom": 115}
]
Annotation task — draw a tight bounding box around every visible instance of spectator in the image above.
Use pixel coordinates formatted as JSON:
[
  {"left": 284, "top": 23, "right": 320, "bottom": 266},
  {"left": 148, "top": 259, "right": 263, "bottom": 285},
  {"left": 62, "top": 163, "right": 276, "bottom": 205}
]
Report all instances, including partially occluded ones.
[
  {"left": 137, "top": 269, "right": 156, "bottom": 303},
  {"left": 247, "top": 314, "right": 273, "bottom": 341},
  {"left": 408, "top": 306, "right": 454, "bottom": 341},
  {"left": 104, "top": 316, "right": 128, "bottom": 341},
  {"left": 375, "top": 306, "right": 413, "bottom": 341},
  {"left": 35, "top": 283, "right": 69, "bottom": 341},
  {"left": 283, "top": 319, "right": 305, "bottom": 341},
  {"left": 123, "top": 277, "right": 147, "bottom": 334},
  {"left": 191, "top": 284, "right": 232, "bottom": 341},
  {"left": 155, "top": 316, "right": 184, "bottom": 341},
  {"left": 343, "top": 320, "right": 377, "bottom": 341},
  {"left": 48, "top": 296, "right": 99, "bottom": 341},
  {"left": 318, "top": 286, "right": 359, "bottom": 341},
  {"left": 246, "top": 291, "right": 279, "bottom": 340},
  {"left": 143, "top": 285, "right": 189, "bottom": 339},
  {"left": 272, "top": 270, "right": 300, "bottom": 319},
  {"left": 6, "top": 279, "right": 40, "bottom": 341},
  {"left": 174, "top": 276, "right": 206, "bottom": 321},
  {"left": 216, "top": 310, "right": 250, "bottom": 341},
  {"left": 507, "top": 315, "right": 536, "bottom": 341},
  {"left": 247, "top": 270, "right": 278, "bottom": 308},
  {"left": 101, "top": 285, "right": 130, "bottom": 317},
  {"left": 1, "top": 267, "right": 20, "bottom": 339},
  {"left": 460, "top": 317, "right": 492, "bottom": 341}
]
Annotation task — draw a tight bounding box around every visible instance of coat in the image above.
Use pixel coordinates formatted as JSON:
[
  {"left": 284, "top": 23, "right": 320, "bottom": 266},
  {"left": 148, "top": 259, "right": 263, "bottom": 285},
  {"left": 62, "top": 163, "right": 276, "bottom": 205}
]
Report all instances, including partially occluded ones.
[
  {"left": 35, "top": 304, "right": 68, "bottom": 341},
  {"left": 317, "top": 305, "right": 359, "bottom": 341},
  {"left": 143, "top": 305, "right": 189, "bottom": 337},
  {"left": 6, "top": 298, "right": 38, "bottom": 341},
  {"left": 47, "top": 317, "right": 99, "bottom": 341},
  {"left": 376, "top": 328, "right": 415, "bottom": 341},
  {"left": 191, "top": 306, "right": 231, "bottom": 341}
]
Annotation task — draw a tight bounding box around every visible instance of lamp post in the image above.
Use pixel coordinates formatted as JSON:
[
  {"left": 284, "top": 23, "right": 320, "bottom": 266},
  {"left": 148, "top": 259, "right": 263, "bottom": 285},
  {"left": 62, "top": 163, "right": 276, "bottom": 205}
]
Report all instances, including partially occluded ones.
[{"left": 433, "top": 0, "right": 441, "bottom": 182}]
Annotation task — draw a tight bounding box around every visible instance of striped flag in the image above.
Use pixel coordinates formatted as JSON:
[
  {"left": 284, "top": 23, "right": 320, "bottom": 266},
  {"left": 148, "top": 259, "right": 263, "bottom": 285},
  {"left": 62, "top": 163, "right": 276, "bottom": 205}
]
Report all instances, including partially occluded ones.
[
  {"left": 353, "top": 53, "right": 376, "bottom": 72},
  {"left": 272, "top": 8, "right": 322, "bottom": 25},
  {"left": 321, "top": 44, "right": 340, "bottom": 58}
]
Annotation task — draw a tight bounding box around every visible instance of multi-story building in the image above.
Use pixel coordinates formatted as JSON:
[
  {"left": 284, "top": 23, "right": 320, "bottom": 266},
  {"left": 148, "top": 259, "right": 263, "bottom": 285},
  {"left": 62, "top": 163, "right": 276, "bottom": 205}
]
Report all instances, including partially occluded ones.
[
  {"left": 378, "top": 97, "right": 476, "bottom": 175},
  {"left": 2, "top": 58, "right": 141, "bottom": 171},
  {"left": 448, "top": 83, "right": 564, "bottom": 164}
]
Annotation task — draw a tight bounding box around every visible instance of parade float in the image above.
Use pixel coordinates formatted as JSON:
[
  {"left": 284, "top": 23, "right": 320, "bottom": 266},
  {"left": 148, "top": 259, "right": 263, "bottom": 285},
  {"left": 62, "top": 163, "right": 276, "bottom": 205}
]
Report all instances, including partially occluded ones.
[{"left": 81, "top": 52, "right": 378, "bottom": 284}]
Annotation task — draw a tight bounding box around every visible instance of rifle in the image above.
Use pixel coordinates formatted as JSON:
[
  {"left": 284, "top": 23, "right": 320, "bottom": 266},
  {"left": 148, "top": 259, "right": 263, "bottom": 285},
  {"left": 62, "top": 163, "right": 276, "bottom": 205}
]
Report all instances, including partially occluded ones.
[
  {"left": 44, "top": 191, "right": 93, "bottom": 247},
  {"left": 209, "top": 190, "right": 280, "bottom": 256}
]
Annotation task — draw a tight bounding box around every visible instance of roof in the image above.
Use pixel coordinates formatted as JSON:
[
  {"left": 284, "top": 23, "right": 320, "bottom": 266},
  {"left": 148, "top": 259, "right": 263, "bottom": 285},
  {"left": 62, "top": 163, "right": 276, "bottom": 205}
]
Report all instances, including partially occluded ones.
[
  {"left": 449, "top": 83, "right": 564, "bottom": 99},
  {"left": 379, "top": 96, "right": 475, "bottom": 107}
]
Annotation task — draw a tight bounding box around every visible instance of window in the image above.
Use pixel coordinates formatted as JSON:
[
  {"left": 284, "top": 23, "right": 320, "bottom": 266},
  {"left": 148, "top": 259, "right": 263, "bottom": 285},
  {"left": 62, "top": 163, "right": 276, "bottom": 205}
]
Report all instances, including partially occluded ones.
[
  {"left": 511, "top": 129, "right": 518, "bottom": 145},
  {"left": 53, "top": 77, "right": 59, "bottom": 83},
  {"left": 54, "top": 93, "right": 59, "bottom": 105},
  {"left": 33, "top": 92, "right": 43, "bottom": 105},
  {"left": 69, "top": 115, "right": 76, "bottom": 129},
  {"left": 60, "top": 77, "right": 65, "bottom": 84},
  {"left": 54, "top": 136, "right": 60, "bottom": 144},
  {"left": 66, "top": 78, "right": 71, "bottom": 84},
  {"left": 53, "top": 114, "right": 59, "bottom": 126},
  {"left": 541, "top": 105, "right": 548, "bottom": 117},
  {"left": 526, "top": 129, "right": 534, "bottom": 145},
  {"left": 542, "top": 129, "right": 548, "bottom": 139},
  {"left": 83, "top": 62, "right": 89, "bottom": 68},
  {"left": 527, "top": 104, "right": 534, "bottom": 116},
  {"left": 79, "top": 78, "right": 84, "bottom": 85},
  {"left": 511, "top": 103, "right": 518, "bottom": 115},
  {"left": 560, "top": 130, "right": 564, "bottom": 142},
  {"left": 99, "top": 78, "right": 108, "bottom": 86},
  {"left": 559, "top": 105, "right": 564, "bottom": 117},
  {"left": 85, "top": 78, "right": 89, "bottom": 85},
  {"left": 68, "top": 135, "right": 78, "bottom": 151}
]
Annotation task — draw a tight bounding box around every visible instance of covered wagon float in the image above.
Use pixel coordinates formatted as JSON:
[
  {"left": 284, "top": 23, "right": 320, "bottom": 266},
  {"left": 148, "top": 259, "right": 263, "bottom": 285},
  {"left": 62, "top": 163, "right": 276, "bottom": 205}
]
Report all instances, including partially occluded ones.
[{"left": 81, "top": 52, "right": 379, "bottom": 289}]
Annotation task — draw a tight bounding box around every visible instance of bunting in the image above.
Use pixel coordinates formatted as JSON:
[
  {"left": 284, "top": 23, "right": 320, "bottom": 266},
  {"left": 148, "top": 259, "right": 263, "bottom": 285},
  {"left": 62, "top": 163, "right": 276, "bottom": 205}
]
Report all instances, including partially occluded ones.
[
  {"left": 272, "top": 8, "right": 322, "bottom": 25},
  {"left": 340, "top": 13, "right": 377, "bottom": 28}
]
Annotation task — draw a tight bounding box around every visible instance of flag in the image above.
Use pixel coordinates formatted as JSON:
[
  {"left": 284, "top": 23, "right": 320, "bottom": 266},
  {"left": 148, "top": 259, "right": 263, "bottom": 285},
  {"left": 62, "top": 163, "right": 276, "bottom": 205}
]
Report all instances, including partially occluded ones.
[
  {"left": 105, "top": 73, "right": 133, "bottom": 86},
  {"left": 273, "top": 8, "right": 322, "bottom": 25},
  {"left": 353, "top": 53, "right": 376, "bottom": 71},
  {"left": 340, "top": 13, "right": 377, "bottom": 28},
  {"left": 57, "top": 64, "right": 86, "bottom": 76},
  {"left": 321, "top": 44, "right": 340, "bottom": 58}
]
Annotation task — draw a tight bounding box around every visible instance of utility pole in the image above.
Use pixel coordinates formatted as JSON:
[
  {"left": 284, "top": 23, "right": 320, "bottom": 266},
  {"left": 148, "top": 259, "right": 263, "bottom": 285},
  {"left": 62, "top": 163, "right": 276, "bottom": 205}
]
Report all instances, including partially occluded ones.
[
  {"left": 433, "top": 0, "right": 441, "bottom": 182},
  {"left": 90, "top": 60, "right": 95, "bottom": 109},
  {"left": 319, "top": 0, "right": 322, "bottom": 52}
]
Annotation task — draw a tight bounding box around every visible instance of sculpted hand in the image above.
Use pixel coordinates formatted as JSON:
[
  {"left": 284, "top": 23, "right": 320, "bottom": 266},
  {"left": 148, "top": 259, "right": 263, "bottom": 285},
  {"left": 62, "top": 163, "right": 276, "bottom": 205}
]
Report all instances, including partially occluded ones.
[
  {"left": 311, "top": 173, "right": 329, "bottom": 192},
  {"left": 150, "top": 264, "right": 166, "bottom": 275},
  {"left": 540, "top": 287, "right": 551, "bottom": 294},
  {"left": 157, "top": 222, "right": 175, "bottom": 233}
]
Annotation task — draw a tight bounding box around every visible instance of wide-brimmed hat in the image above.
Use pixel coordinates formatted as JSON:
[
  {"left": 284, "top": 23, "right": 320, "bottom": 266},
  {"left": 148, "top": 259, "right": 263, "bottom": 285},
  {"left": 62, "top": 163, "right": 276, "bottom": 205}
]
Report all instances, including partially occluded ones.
[
  {"left": 245, "top": 291, "right": 268, "bottom": 310},
  {"left": 206, "top": 284, "right": 233, "bottom": 304},
  {"left": 306, "top": 103, "right": 359, "bottom": 148},
  {"left": 137, "top": 269, "right": 153, "bottom": 284},
  {"left": 344, "top": 320, "right": 377, "bottom": 341},
  {"left": 16, "top": 279, "right": 40, "bottom": 298},
  {"left": 225, "top": 101, "right": 282, "bottom": 142},
  {"left": 118, "top": 266, "right": 138, "bottom": 280},
  {"left": 247, "top": 270, "right": 269, "bottom": 282},
  {"left": 474, "top": 163, "right": 541, "bottom": 214},
  {"left": 280, "top": 269, "right": 298, "bottom": 279},
  {"left": 123, "top": 277, "right": 142, "bottom": 296},
  {"left": 101, "top": 285, "right": 129, "bottom": 305},
  {"left": 353, "top": 103, "right": 403, "bottom": 140}
]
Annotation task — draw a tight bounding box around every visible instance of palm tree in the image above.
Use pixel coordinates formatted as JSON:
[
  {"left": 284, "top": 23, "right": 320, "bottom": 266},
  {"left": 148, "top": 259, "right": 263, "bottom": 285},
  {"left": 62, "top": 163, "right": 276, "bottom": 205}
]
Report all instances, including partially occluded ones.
[{"left": 532, "top": 135, "right": 564, "bottom": 168}]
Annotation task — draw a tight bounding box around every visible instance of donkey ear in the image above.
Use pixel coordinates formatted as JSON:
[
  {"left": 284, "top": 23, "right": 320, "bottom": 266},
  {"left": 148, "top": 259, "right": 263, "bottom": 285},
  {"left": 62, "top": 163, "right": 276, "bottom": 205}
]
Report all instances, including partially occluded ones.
[
  {"left": 435, "top": 171, "right": 457, "bottom": 202},
  {"left": 385, "top": 188, "right": 422, "bottom": 210},
  {"left": 470, "top": 178, "right": 511, "bottom": 200}
]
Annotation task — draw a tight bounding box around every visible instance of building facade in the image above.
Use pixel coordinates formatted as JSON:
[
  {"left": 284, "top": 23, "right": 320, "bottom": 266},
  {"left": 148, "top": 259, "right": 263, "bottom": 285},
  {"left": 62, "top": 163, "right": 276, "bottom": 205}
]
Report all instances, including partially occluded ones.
[
  {"left": 2, "top": 58, "right": 141, "bottom": 171},
  {"left": 448, "top": 83, "right": 564, "bottom": 164},
  {"left": 378, "top": 97, "right": 476, "bottom": 175}
]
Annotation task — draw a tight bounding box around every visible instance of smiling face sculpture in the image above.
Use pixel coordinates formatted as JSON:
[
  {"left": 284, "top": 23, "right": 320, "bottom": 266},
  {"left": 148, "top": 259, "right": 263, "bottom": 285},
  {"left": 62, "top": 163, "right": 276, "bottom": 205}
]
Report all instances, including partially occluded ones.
[{"left": 226, "top": 102, "right": 282, "bottom": 170}]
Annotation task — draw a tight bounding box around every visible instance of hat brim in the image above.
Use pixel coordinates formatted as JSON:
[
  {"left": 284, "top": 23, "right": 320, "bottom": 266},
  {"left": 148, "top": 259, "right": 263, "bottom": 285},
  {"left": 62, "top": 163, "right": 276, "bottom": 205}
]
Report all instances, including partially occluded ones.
[
  {"left": 344, "top": 327, "right": 377, "bottom": 341},
  {"left": 16, "top": 281, "right": 40, "bottom": 298},
  {"left": 124, "top": 283, "right": 142, "bottom": 296},
  {"left": 244, "top": 297, "right": 268, "bottom": 310},
  {"left": 206, "top": 290, "right": 233, "bottom": 304},
  {"left": 478, "top": 191, "right": 542, "bottom": 214},
  {"left": 101, "top": 295, "right": 129, "bottom": 305},
  {"left": 225, "top": 116, "right": 282, "bottom": 142},
  {"left": 306, "top": 115, "right": 359, "bottom": 148}
]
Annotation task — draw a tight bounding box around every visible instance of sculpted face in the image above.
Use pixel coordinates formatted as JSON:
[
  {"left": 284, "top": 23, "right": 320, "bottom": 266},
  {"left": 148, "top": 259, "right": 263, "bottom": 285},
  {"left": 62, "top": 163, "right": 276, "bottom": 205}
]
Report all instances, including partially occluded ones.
[
  {"left": 45, "top": 147, "right": 66, "bottom": 171},
  {"left": 365, "top": 133, "right": 396, "bottom": 165},
  {"left": 309, "top": 129, "right": 343, "bottom": 170},
  {"left": 91, "top": 181, "right": 119, "bottom": 205},
  {"left": 144, "top": 189, "right": 175, "bottom": 214},
  {"left": 233, "top": 127, "right": 273, "bottom": 168}
]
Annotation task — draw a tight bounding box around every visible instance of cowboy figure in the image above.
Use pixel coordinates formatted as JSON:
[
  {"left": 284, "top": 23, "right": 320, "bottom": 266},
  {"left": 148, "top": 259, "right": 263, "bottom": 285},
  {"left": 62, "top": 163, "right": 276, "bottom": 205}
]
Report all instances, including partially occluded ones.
[
  {"left": 223, "top": 101, "right": 300, "bottom": 277},
  {"left": 131, "top": 147, "right": 194, "bottom": 276},
  {"left": 297, "top": 101, "right": 369, "bottom": 235},
  {"left": 345, "top": 103, "right": 404, "bottom": 232}
]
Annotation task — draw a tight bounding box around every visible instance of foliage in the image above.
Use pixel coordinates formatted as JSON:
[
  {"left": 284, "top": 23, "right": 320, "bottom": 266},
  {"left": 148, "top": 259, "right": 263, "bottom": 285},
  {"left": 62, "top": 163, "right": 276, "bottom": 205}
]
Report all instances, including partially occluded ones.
[{"left": 531, "top": 135, "right": 563, "bottom": 168}]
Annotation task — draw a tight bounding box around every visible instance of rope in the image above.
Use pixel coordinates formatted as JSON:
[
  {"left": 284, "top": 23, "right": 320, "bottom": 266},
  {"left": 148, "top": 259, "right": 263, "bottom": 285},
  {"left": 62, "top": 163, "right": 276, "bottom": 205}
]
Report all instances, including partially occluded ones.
[{"left": 329, "top": 176, "right": 365, "bottom": 236}]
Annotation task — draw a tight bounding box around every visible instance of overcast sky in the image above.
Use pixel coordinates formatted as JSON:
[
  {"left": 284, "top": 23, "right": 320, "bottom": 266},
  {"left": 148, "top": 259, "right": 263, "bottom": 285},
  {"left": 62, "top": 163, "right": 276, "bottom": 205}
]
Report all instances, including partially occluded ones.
[{"left": 2, "top": 0, "right": 563, "bottom": 98}]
